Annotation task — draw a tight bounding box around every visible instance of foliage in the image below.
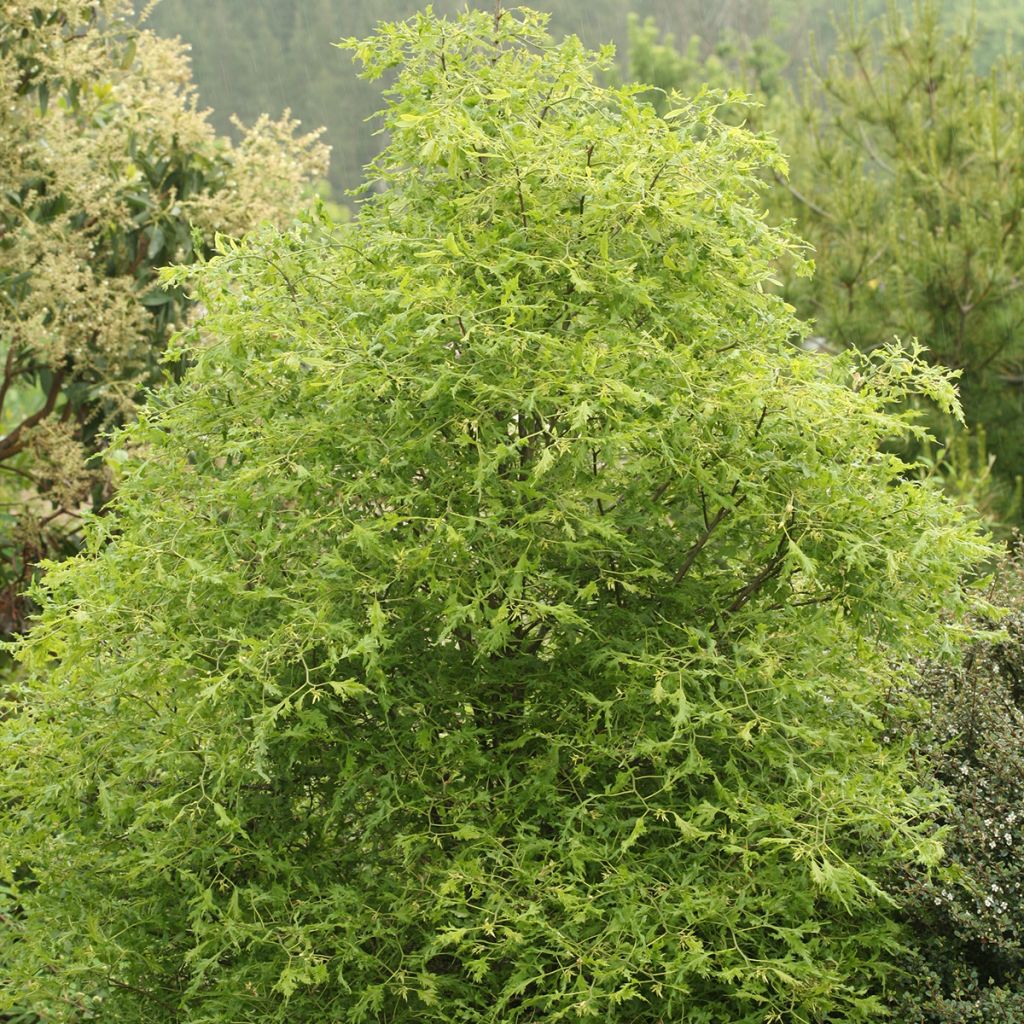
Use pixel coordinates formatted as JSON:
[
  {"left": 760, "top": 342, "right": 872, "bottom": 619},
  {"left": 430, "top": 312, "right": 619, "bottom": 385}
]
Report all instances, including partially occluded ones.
[
  {"left": 145, "top": 0, "right": 631, "bottom": 196},
  {"left": 774, "top": 2, "right": 1024, "bottom": 498},
  {"left": 913, "top": 423, "right": 1023, "bottom": 533},
  {"left": 0, "top": 0, "right": 328, "bottom": 636},
  {"left": 886, "top": 554, "right": 1024, "bottom": 1022},
  {"left": 0, "top": 7, "right": 992, "bottom": 1022},
  {"left": 627, "top": 2, "right": 1024, "bottom": 520},
  {"left": 625, "top": 13, "right": 787, "bottom": 118}
]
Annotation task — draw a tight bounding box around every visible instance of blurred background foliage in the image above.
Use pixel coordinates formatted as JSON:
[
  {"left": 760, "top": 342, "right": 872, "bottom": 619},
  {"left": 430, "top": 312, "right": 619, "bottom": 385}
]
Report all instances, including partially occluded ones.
[{"left": 143, "top": 1, "right": 1024, "bottom": 197}]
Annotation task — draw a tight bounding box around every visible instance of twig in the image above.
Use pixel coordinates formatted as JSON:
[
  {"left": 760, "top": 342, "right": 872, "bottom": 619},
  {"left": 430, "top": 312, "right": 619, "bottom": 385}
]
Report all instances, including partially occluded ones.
[{"left": 673, "top": 493, "right": 747, "bottom": 585}]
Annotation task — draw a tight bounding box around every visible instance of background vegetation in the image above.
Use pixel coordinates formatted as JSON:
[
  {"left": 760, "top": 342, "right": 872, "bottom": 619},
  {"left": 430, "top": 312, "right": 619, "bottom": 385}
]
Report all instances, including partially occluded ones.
[
  {"left": 144, "top": 1, "right": 1024, "bottom": 196},
  {"left": 0, "top": 0, "right": 326, "bottom": 642}
]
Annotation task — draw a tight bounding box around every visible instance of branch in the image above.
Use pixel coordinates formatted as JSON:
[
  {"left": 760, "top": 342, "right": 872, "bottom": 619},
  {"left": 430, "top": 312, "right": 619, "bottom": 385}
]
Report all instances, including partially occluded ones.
[
  {"left": 770, "top": 169, "right": 834, "bottom": 223},
  {"left": 673, "top": 492, "right": 746, "bottom": 585},
  {"left": 511, "top": 156, "right": 528, "bottom": 229},
  {"left": 724, "top": 524, "right": 792, "bottom": 615},
  {"left": 105, "top": 977, "right": 178, "bottom": 1015},
  {"left": 0, "top": 367, "right": 65, "bottom": 462},
  {"left": 647, "top": 160, "right": 669, "bottom": 193},
  {"left": 0, "top": 344, "right": 18, "bottom": 417}
]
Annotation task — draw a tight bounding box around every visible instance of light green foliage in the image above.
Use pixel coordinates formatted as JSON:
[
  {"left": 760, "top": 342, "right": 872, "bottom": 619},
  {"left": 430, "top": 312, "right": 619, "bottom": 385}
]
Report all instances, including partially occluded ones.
[
  {"left": 0, "top": 8, "right": 992, "bottom": 1022},
  {"left": 145, "top": 0, "right": 630, "bottom": 196}
]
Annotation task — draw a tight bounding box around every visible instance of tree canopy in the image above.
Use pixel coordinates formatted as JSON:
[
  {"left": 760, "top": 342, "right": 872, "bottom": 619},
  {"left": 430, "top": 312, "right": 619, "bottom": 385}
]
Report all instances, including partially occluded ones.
[{"left": 1, "top": 7, "right": 991, "bottom": 1023}]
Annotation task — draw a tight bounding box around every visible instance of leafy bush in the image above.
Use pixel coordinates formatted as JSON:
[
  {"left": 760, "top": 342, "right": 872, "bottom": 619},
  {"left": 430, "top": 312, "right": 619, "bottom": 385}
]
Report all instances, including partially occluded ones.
[
  {"left": 0, "top": 0, "right": 328, "bottom": 636},
  {"left": 888, "top": 556, "right": 1024, "bottom": 1023},
  {"left": 0, "top": 8, "right": 991, "bottom": 1023}
]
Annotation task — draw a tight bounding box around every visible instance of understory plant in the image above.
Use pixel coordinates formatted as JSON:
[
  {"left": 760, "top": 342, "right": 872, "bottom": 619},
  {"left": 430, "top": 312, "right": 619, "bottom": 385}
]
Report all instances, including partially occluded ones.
[
  {"left": 0, "top": 7, "right": 992, "bottom": 1023},
  {"left": 887, "top": 553, "right": 1024, "bottom": 1023}
]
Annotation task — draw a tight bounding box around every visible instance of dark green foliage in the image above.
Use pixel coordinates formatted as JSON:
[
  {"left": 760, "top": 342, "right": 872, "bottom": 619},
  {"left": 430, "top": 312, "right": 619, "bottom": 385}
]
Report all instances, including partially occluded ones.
[
  {"left": 625, "top": 13, "right": 787, "bottom": 118},
  {"left": 0, "top": 8, "right": 991, "bottom": 1022},
  {"left": 887, "top": 557, "right": 1024, "bottom": 1023}
]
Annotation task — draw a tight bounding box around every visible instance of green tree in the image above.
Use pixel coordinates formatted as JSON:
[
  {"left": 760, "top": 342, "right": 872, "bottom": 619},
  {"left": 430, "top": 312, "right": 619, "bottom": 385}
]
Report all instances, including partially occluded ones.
[
  {"left": 624, "top": 12, "right": 787, "bottom": 119},
  {"left": 145, "top": 0, "right": 629, "bottom": 196},
  {"left": 1, "top": 7, "right": 990, "bottom": 1022},
  {"left": 775, "top": 2, "right": 1024, "bottom": 504},
  {"left": 0, "top": 0, "right": 328, "bottom": 636},
  {"left": 627, "top": 3, "right": 1024, "bottom": 518}
]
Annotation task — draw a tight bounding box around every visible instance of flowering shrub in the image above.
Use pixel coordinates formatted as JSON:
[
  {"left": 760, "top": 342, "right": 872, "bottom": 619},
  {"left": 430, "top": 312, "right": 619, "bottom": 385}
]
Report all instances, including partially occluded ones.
[
  {"left": 890, "top": 556, "right": 1024, "bottom": 1023},
  {"left": 0, "top": 1, "right": 328, "bottom": 635}
]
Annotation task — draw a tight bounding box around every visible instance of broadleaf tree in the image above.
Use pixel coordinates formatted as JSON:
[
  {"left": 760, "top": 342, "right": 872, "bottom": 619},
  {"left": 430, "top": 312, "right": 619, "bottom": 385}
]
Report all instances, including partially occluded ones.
[
  {"left": 0, "top": 0, "right": 328, "bottom": 637},
  {"left": 0, "top": 7, "right": 992, "bottom": 1023}
]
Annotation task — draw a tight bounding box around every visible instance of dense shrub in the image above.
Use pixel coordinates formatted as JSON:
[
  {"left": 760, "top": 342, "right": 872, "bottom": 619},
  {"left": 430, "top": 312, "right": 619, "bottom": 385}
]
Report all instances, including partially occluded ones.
[
  {"left": 0, "top": 8, "right": 991, "bottom": 1023},
  {"left": 888, "top": 556, "right": 1024, "bottom": 1023}
]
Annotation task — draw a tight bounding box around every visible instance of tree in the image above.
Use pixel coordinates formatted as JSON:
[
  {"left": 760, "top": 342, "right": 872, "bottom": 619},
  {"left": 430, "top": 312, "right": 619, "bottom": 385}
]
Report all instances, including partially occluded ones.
[
  {"left": 773, "top": 2, "right": 1024, "bottom": 505},
  {"left": 0, "top": 7, "right": 991, "bottom": 1022},
  {"left": 624, "top": 12, "right": 787, "bottom": 119},
  {"left": 0, "top": 0, "right": 328, "bottom": 636},
  {"left": 145, "top": 0, "right": 631, "bottom": 197},
  {"left": 626, "top": 4, "right": 1024, "bottom": 518}
]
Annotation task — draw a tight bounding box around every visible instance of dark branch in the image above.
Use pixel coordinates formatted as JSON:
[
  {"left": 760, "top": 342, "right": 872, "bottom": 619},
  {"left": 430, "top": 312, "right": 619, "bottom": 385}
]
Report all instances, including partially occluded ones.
[
  {"left": 725, "top": 525, "right": 792, "bottom": 615},
  {"left": 0, "top": 367, "right": 65, "bottom": 462},
  {"left": 673, "top": 493, "right": 747, "bottom": 585}
]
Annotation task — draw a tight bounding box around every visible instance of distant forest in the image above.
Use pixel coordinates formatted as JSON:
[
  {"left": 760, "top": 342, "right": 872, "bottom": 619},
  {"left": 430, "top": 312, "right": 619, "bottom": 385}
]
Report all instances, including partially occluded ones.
[{"left": 145, "top": 0, "right": 1022, "bottom": 195}]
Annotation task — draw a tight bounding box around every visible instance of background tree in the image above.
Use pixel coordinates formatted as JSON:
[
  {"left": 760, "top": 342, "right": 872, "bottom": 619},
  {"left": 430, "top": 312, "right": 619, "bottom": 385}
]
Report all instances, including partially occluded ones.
[
  {"left": 775, "top": 2, "right": 1024, "bottom": 502},
  {"left": 0, "top": 8, "right": 991, "bottom": 1022},
  {"left": 0, "top": 0, "right": 328, "bottom": 636},
  {"left": 627, "top": 3, "right": 1024, "bottom": 519}
]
